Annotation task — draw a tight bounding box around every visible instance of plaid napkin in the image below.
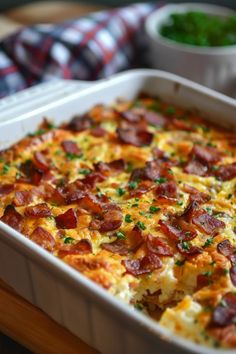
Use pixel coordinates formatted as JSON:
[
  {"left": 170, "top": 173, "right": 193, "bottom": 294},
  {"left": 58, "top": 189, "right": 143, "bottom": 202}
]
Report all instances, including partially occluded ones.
[{"left": 0, "top": 2, "right": 163, "bottom": 99}]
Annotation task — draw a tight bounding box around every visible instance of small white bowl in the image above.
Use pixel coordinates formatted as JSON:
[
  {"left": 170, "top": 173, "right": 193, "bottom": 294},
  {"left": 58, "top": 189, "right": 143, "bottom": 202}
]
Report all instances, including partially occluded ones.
[{"left": 145, "top": 3, "right": 236, "bottom": 96}]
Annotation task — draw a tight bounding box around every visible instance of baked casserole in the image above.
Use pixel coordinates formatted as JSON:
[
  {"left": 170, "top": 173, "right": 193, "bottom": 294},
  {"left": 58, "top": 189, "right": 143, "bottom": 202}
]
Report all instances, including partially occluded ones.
[{"left": 1, "top": 94, "right": 236, "bottom": 348}]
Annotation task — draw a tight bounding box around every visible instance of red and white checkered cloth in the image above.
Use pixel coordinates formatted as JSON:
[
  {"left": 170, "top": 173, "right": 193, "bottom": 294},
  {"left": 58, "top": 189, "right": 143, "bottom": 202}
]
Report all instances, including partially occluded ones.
[{"left": 0, "top": 2, "right": 163, "bottom": 98}]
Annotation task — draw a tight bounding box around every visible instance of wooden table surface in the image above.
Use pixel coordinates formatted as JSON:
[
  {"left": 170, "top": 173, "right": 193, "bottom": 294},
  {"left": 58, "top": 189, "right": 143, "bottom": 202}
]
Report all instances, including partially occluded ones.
[
  {"left": 0, "top": 4, "right": 105, "bottom": 353},
  {"left": 0, "top": 280, "right": 99, "bottom": 354}
]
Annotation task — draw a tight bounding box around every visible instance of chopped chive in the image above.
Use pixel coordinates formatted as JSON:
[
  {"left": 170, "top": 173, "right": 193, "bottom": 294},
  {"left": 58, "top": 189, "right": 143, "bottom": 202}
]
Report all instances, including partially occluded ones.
[
  {"left": 155, "top": 177, "right": 167, "bottom": 184},
  {"left": 212, "top": 165, "right": 219, "bottom": 171},
  {"left": 15, "top": 171, "right": 21, "bottom": 180},
  {"left": 203, "top": 237, "right": 214, "bottom": 248},
  {"left": 166, "top": 106, "right": 175, "bottom": 115},
  {"left": 0, "top": 163, "right": 10, "bottom": 175},
  {"left": 128, "top": 181, "right": 138, "bottom": 190},
  {"left": 28, "top": 129, "right": 46, "bottom": 137},
  {"left": 182, "top": 241, "right": 190, "bottom": 250},
  {"left": 175, "top": 259, "right": 185, "bottom": 266},
  {"left": 134, "top": 303, "right": 144, "bottom": 311},
  {"left": 125, "top": 214, "right": 133, "bottom": 223},
  {"left": 223, "top": 268, "right": 229, "bottom": 275},
  {"left": 64, "top": 237, "right": 75, "bottom": 244},
  {"left": 116, "top": 231, "right": 126, "bottom": 240},
  {"left": 149, "top": 206, "right": 161, "bottom": 214},
  {"left": 126, "top": 162, "right": 133, "bottom": 173},
  {"left": 136, "top": 221, "right": 146, "bottom": 230},
  {"left": 205, "top": 207, "right": 212, "bottom": 214},
  {"left": 116, "top": 187, "right": 126, "bottom": 197},
  {"left": 202, "top": 271, "right": 212, "bottom": 277},
  {"left": 79, "top": 168, "right": 91, "bottom": 175},
  {"left": 66, "top": 152, "right": 83, "bottom": 160}
]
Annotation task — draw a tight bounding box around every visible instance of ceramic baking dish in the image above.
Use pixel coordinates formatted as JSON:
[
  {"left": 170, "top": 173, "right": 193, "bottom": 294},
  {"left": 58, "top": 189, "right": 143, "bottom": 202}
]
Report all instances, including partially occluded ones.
[{"left": 0, "top": 69, "right": 235, "bottom": 354}]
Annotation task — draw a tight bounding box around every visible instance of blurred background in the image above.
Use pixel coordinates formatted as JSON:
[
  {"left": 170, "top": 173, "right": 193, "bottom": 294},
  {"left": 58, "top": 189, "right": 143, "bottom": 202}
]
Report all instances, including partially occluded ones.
[{"left": 0, "top": 0, "right": 236, "bottom": 12}]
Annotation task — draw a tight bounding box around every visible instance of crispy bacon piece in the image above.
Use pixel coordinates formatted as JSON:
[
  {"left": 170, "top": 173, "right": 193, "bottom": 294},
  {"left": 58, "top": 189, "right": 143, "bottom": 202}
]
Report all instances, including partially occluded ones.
[
  {"left": 90, "top": 204, "right": 122, "bottom": 232},
  {"left": 192, "top": 210, "right": 225, "bottom": 235},
  {"left": 183, "top": 184, "right": 211, "bottom": 204},
  {"left": 91, "top": 126, "right": 107, "bottom": 137},
  {"left": 24, "top": 203, "right": 52, "bottom": 218},
  {"left": 120, "top": 110, "right": 140, "bottom": 123},
  {"left": 1, "top": 205, "right": 23, "bottom": 232},
  {"left": 145, "top": 161, "right": 164, "bottom": 181},
  {"left": 121, "top": 259, "right": 146, "bottom": 276},
  {"left": 171, "top": 118, "right": 193, "bottom": 131},
  {"left": 76, "top": 193, "right": 103, "bottom": 214},
  {"left": 65, "top": 189, "right": 85, "bottom": 205},
  {"left": 107, "top": 159, "right": 126, "bottom": 172},
  {"left": 94, "top": 159, "right": 126, "bottom": 176},
  {"left": 197, "top": 274, "right": 210, "bottom": 290},
  {"left": 209, "top": 324, "right": 236, "bottom": 347},
  {"left": 214, "top": 163, "right": 236, "bottom": 181},
  {"left": 61, "top": 140, "right": 81, "bottom": 155},
  {"left": 101, "top": 239, "right": 129, "bottom": 255},
  {"left": 155, "top": 181, "right": 177, "bottom": 199},
  {"left": 184, "top": 159, "right": 208, "bottom": 176},
  {"left": 55, "top": 208, "right": 77, "bottom": 229},
  {"left": 99, "top": 204, "right": 123, "bottom": 232},
  {"left": 180, "top": 200, "right": 198, "bottom": 222},
  {"left": 146, "top": 234, "right": 173, "bottom": 256},
  {"left": 129, "top": 167, "right": 146, "bottom": 182},
  {"left": 143, "top": 111, "right": 167, "bottom": 127},
  {"left": 230, "top": 266, "right": 236, "bottom": 286},
  {"left": 176, "top": 243, "right": 202, "bottom": 257},
  {"left": 43, "top": 184, "right": 65, "bottom": 206},
  {"left": 129, "top": 180, "right": 154, "bottom": 197},
  {"left": 116, "top": 127, "right": 153, "bottom": 147},
  {"left": 30, "top": 226, "right": 55, "bottom": 252},
  {"left": 139, "top": 253, "right": 162, "bottom": 272},
  {"left": 152, "top": 147, "right": 168, "bottom": 161},
  {"left": 13, "top": 190, "right": 33, "bottom": 206},
  {"left": 184, "top": 145, "right": 222, "bottom": 177},
  {"left": 130, "top": 160, "right": 173, "bottom": 184},
  {"left": 122, "top": 254, "right": 162, "bottom": 276},
  {"left": 159, "top": 220, "right": 197, "bottom": 242},
  {"left": 0, "top": 184, "right": 14, "bottom": 197},
  {"left": 212, "top": 293, "right": 236, "bottom": 327},
  {"left": 58, "top": 239, "right": 92, "bottom": 258},
  {"left": 192, "top": 145, "right": 222, "bottom": 165},
  {"left": 81, "top": 172, "right": 106, "bottom": 188},
  {"left": 128, "top": 225, "right": 143, "bottom": 251},
  {"left": 18, "top": 160, "right": 44, "bottom": 186},
  {"left": 33, "top": 151, "right": 50, "bottom": 172},
  {"left": 68, "top": 114, "right": 94, "bottom": 132},
  {"left": 217, "top": 239, "right": 234, "bottom": 258},
  {"left": 217, "top": 239, "right": 236, "bottom": 286}
]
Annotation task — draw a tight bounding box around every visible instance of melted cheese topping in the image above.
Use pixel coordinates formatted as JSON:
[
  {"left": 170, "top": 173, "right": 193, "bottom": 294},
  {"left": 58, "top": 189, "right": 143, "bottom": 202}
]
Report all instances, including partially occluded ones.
[{"left": 1, "top": 96, "right": 236, "bottom": 349}]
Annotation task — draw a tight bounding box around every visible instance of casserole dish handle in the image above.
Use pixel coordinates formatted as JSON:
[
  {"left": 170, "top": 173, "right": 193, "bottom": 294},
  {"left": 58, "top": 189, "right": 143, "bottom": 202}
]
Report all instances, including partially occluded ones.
[{"left": 0, "top": 80, "right": 93, "bottom": 125}]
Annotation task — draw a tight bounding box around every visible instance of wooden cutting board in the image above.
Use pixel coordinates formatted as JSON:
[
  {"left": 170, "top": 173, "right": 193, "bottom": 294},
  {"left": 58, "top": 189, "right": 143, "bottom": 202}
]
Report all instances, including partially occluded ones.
[{"left": 0, "top": 279, "right": 100, "bottom": 354}]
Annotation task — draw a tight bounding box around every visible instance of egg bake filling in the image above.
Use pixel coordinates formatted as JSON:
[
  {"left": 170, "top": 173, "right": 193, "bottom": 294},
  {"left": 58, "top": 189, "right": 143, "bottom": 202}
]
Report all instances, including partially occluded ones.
[{"left": 1, "top": 94, "right": 236, "bottom": 348}]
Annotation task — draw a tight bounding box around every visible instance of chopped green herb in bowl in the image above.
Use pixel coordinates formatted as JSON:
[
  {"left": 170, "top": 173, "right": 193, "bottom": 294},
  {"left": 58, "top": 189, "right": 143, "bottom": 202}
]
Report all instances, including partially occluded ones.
[{"left": 160, "top": 12, "right": 236, "bottom": 47}]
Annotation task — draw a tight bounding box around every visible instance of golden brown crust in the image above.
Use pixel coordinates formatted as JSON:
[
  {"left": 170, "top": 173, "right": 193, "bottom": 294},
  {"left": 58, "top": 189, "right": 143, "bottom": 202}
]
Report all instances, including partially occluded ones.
[{"left": 1, "top": 96, "right": 236, "bottom": 348}]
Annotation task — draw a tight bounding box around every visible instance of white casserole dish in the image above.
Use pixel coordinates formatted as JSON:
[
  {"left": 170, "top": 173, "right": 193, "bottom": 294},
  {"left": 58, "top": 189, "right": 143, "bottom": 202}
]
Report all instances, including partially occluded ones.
[{"left": 0, "top": 69, "right": 236, "bottom": 354}]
